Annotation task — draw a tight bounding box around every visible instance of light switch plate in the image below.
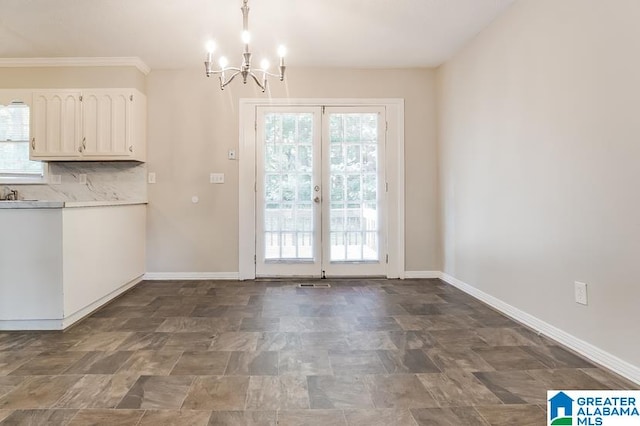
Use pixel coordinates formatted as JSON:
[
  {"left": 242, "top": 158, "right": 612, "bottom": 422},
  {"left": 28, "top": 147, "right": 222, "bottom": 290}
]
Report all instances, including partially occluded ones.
[
  {"left": 78, "top": 174, "right": 87, "bottom": 184},
  {"left": 148, "top": 172, "right": 156, "bottom": 184},
  {"left": 228, "top": 150, "right": 237, "bottom": 160},
  {"left": 575, "top": 281, "right": 588, "bottom": 305},
  {"left": 210, "top": 173, "right": 225, "bottom": 184},
  {"left": 49, "top": 174, "right": 62, "bottom": 185}
]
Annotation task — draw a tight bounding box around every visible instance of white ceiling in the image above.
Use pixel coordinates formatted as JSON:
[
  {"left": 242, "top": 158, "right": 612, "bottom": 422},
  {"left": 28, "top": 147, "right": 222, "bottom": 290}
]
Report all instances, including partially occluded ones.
[{"left": 0, "top": 0, "right": 515, "bottom": 70}]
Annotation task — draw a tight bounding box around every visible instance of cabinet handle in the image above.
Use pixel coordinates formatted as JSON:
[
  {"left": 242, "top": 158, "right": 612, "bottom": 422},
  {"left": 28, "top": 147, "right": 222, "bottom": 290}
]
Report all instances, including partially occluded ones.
[
  {"left": 31, "top": 138, "right": 35, "bottom": 150},
  {"left": 79, "top": 146, "right": 84, "bottom": 153},
  {"left": 129, "top": 146, "right": 133, "bottom": 152},
  {"left": 82, "top": 137, "right": 86, "bottom": 149}
]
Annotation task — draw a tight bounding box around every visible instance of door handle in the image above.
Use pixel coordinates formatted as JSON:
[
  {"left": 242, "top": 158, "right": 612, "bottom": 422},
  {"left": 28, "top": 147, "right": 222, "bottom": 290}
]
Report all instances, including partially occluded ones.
[{"left": 314, "top": 196, "right": 320, "bottom": 203}]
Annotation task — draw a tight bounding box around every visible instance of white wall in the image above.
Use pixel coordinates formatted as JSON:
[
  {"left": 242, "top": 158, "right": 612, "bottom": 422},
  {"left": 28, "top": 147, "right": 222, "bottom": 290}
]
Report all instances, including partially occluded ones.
[
  {"left": 146, "top": 68, "right": 439, "bottom": 274},
  {"left": 0, "top": 67, "right": 146, "bottom": 91},
  {"left": 437, "top": 0, "right": 640, "bottom": 368}
]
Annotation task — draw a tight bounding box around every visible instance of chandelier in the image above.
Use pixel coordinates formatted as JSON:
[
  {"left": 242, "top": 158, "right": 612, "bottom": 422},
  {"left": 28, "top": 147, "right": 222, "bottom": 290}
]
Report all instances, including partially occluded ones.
[{"left": 204, "top": 0, "right": 287, "bottom": 92}]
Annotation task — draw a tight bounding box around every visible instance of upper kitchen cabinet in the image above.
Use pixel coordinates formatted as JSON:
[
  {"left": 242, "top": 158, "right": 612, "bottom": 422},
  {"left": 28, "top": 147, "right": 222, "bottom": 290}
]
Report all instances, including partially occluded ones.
[
  {"left": 32, "top": 91, "right": 82, "bottom": 158},
  {"left": 31, "top": 89, "right": 147, "bottom": 162}
]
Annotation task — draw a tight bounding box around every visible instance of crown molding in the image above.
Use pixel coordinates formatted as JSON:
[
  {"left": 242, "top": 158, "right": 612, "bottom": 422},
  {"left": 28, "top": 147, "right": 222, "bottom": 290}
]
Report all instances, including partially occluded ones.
[{"left": 0, "top": 57, "right": 151, "bottom": 75}]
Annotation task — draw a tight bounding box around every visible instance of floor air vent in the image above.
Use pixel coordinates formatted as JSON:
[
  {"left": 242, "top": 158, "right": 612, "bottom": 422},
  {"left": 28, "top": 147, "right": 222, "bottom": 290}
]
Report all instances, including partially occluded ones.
[{"left": 297, "top": 283, "right": 331, "bottom": 288}]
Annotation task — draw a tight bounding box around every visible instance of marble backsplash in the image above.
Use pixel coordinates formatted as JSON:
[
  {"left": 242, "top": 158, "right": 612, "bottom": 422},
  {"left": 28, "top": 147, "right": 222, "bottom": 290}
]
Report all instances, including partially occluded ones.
[{"left": 0, "top": 162, "right": 147, "bottom": 202}]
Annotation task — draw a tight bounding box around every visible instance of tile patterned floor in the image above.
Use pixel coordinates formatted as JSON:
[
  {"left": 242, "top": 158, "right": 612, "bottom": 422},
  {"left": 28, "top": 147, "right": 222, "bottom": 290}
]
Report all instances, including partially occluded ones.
[{"left": 0, "top": 278, "right": 637, "bottom": 425}]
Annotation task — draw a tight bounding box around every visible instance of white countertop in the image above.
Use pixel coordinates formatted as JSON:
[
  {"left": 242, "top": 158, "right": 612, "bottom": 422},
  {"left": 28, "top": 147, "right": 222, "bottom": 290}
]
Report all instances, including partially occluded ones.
[
  {"left": 0, "top": 200, "right": 64, "bottom": 209},
  {"left": 63, "top": 200, "right": 148, "bottom": 208},
  {"left": 0, "top": 200, "right": 147, "bottom": 209}
]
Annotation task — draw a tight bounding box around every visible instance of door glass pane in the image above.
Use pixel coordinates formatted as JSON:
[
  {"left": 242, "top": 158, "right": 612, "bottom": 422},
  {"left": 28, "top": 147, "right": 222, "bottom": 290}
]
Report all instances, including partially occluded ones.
[
  {"left": 328, "top": 113, "right": 379, "bottom": 261},
  {"left": 263, "top": 113, "right": 314, "bottom": 260}
]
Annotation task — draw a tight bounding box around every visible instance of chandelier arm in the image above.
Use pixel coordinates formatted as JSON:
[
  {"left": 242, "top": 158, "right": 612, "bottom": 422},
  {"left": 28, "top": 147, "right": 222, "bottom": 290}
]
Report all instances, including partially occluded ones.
[
  {"left": 259, "top": 70, "right": 284, "bottom": 78},
  {"left": 208, "top": 68, "right": 280, "bottom": 80},
  {"left": 221, "top": 71, "right": 243, "bottom": 89},
  {"left": 248, "top": 72, "right": 266, "bottom": 92},
  {"left": 207, "top": 67, "right": 242, "bottom": 75}
]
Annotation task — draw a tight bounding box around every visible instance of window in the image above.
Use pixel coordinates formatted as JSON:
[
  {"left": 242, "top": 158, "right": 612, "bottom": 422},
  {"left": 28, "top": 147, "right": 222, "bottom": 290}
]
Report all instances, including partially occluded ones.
[{"left": 0, "top": 102, "right": 46, "bottom": 183}]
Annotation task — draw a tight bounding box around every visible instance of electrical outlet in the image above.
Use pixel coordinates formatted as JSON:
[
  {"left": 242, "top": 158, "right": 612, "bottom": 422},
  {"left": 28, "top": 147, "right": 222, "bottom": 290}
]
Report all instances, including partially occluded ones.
[
  {"left": 575, "top": 281, "right": 588, "bottom": 305},
  {"left": 78, "top": 174, "right": 87, "bottom": 184},
  {"left": 49, "top": 174, "right": 62, "bottom": 185},
  {"left": 228, "top": 149, "right": 236, "bottom": 160},
  {"left": 210, "top": 173, "right": 224, "bottom": 184},
  {"left": 148, "top": 172, "right": 156, "bottom": 184}
]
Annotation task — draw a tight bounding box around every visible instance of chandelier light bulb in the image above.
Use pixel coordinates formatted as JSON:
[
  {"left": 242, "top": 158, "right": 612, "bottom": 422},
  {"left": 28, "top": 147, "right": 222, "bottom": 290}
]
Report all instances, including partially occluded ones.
[
  {"left": 219, "top": 56, "right": 229, "bottom": 69},
  {"left": 242, "top": 30, "right": 251, "bottom": 44},
  {"left": 260, "top": 59, "right": 270, "bottom": 71},
  {"left": 205, "top": 40, "right": 216, "bottom": 54},
  {"left": 277, "top": 45, "right": 287, "bottom": 58}
]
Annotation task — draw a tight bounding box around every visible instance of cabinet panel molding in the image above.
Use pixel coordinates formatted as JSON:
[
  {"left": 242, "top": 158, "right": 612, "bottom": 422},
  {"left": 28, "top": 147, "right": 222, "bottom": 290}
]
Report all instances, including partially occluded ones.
[
  {"left": 30, "top": 88, "right": 146, "bottom": 162},
  {"left": 32, "top": 91, "right": 82, "bottom": 158}
]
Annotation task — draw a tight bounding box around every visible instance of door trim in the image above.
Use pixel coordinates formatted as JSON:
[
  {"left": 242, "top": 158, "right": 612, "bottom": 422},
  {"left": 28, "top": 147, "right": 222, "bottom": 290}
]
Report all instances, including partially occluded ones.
[{"left": 239, "top": 98, "right": 405, "bottom": 280}]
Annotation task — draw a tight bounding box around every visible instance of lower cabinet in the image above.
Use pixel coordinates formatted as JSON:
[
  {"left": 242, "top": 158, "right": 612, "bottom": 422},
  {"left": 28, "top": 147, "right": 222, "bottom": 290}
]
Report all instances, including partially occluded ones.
[{"left": 0, "top": 204, "right": 145, "bottom": 330}]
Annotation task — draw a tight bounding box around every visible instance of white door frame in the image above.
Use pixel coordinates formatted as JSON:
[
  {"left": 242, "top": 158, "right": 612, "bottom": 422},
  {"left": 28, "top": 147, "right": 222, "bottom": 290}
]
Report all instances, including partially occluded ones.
[{"left": 239, "top": 98, "right": 405, "bottom": 280}]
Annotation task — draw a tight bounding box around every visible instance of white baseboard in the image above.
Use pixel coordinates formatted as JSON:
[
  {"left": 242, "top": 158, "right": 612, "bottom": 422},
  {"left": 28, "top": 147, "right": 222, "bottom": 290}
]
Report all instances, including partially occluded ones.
[
  {"left": 0, "top": 319, "right": 64, "bottom": 331},
  {"left": 404, "top": 271, "right": 441, "bottom": 279},
  {"left": 0, "top": 275, "right": 144, "bottom": 331},
  {"left": 147, "top": 272, "right": 443, "bottom": 280},
  {"left": 144, "top": 272, "right": 240, "bottom": 280},
  {"left": 147, "top": 272, "right": 444, "bottom": 281},
  {"left": 440, "top": 272, "right": 640, "bottom": 386},
  {"left": 62, "top": 275, "right": 144, "bottom": 329}
]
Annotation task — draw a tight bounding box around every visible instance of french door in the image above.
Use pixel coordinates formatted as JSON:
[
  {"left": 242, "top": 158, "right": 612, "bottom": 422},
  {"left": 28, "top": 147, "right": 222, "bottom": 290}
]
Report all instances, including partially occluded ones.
[{"left": 255, "top": 106, "right": 387, "bottom": 277}]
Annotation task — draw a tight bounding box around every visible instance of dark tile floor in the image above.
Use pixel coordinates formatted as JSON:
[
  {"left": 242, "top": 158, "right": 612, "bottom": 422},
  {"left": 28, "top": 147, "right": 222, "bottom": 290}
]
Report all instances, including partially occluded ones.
[{"left": 0, "top": 278, "right": 636, "bottom": 425}]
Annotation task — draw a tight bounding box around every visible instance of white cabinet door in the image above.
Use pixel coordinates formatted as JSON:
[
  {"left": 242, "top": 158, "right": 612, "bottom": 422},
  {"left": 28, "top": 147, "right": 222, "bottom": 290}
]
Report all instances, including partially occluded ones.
[
  {"left": 31, "top": 91, "right": 82, "bottom": 159},
  {"left": 129, "top": 90, "right": 146, "bottom": 162},
  {"left": 82, "top": 90, "right": 131, "bottom": 158},
  {"left": 31, "top": 89, "right": 146, "bottom": 162}
]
